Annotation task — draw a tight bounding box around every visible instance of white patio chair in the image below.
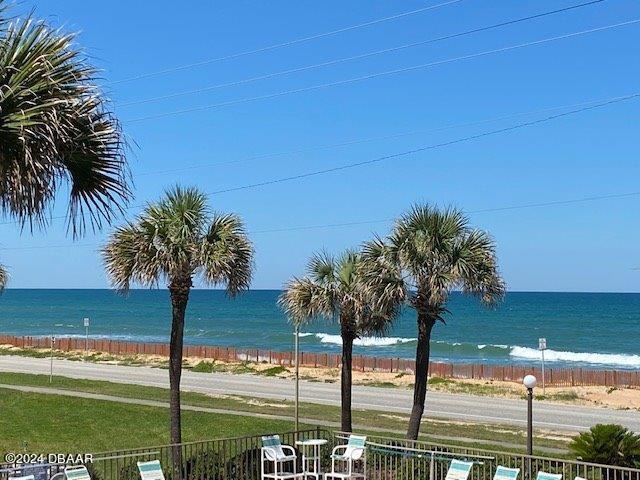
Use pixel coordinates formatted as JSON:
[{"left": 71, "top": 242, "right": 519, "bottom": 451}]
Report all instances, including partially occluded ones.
[
  {"left": 64, "top": 466, "right": 91, "bottom": 480},
  {"left": 137, "top": 460, "right": 165, "bottom": 480},
  {"left": 444, "top": 460, "right": 474, "bottom": 480},
  {"left": 261, "top": 435, "right": 302, "bottom": 480},
  {"left": 325, "top": 434, "right": 366, "bottom": 480},
  {"left": 537, "top": 472, "right": 563, "bottom": 480},
  {"left": 494, "top": 466, "right": 520, "bottom": 480}
]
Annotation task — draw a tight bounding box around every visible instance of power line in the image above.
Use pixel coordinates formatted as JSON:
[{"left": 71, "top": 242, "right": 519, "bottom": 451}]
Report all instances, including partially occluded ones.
[
  {"left": 1, "top": 91, "right": 636, "bottom": 229},
  {"left": 136, "top": 92, "right": 632, "bottom": 177},
  {"left": 1, "top": 191, "right": 638, "bottom": 251},
  {"left": 107, "top": 0, "right": 464, "bottom": 85},
  {"left": 202, "top": 93, "right": 640, "bottom": 196},
  {"left": 0, "top": 243, "right": 97, "bottom": 251},
  {"left": 118, "top": 0, "right": 604, "bottom": 108},
  {"left": 253, "top": 191, "right": 640, "bottom": 233},
  {"left": 125, "top": 18, "right": 640, "bottom": 123}
]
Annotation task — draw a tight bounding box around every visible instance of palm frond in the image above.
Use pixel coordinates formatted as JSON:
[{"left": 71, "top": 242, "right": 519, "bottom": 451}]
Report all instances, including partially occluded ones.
[
  {"left": 453, "top": 229, "right": 505, "bottom": 306},
  {"left": 200, "top": 212, "right": 254, "bottom": 296},
  {"left": 0, "top": 262, "right": 8, "bottom": 292},
  {"left": 282, "top": 246, "right": 403, "bottom": 334},
  {"left": 103, "top": 186, "right": 252, "bottom": 294},
  {"left": 101, "top": 221, "right": 162, "bottom": 292},
  {"left": 387, "top": 203, "right": 505, "bottom": 311},
  {"left": 359, "top": 238, "right": 407, "bottom": 332},
  {"left": 0, "top": 11, "right": 130, "bottom": 235},
  {"left": 307, "top": 251, "right": 336, "bottom": 284},
  {"left": 278, "top": 277, "right": 334, "bottom": 325}
]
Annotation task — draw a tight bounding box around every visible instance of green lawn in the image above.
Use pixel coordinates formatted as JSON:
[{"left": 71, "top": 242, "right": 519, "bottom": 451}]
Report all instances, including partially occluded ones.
[
  {"left": 0, "top": 388, "right": 302, "bottom": 453},
  {"left": 0, "top": 372, "right": 571, "bottom": 455}
]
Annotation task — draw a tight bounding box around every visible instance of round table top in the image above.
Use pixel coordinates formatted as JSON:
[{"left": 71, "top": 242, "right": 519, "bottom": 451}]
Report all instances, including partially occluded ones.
[{"left": 295, "top": 438, "right": 328, "bottom": 446}]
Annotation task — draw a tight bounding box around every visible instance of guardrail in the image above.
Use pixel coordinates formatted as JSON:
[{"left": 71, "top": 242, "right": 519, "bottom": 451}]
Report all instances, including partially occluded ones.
[{"left": 1, "top": 334, "right": 639, "bottom": 388}]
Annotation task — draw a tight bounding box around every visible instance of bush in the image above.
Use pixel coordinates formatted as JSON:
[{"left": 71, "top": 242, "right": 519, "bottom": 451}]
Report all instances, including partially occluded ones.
[
  {"left": 225, "top": 447, "right": 261, "bottom": 480},
  {"left": 183, "top": 451, "right": 223, "bottom": 480},
  {"left": 259, "top": 366, "right": 287, "bottom": 377},
  {"left": 570, "top": 424, "right": 640, "bottom": 468}
]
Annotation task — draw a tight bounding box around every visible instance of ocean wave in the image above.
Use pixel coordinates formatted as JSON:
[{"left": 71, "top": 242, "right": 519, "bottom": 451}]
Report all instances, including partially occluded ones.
[
  {"left": 298, "top": 332, "right": 315, "bottom": 338},
  {"left": 304, "top": 332, "right": 416, "bottom": 347},
  {"left": 509, "top": 346, "right": 640, "bottom": 367},
  {"left": 477, "top": 344, "right": 509, "bottom": 350}
]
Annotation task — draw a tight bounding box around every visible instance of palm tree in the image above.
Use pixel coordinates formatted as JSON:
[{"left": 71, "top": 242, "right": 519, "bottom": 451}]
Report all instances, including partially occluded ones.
[
  {"left": 0, "top": 264, "right": 7, "bottom": 291},
  {"left": 102, "top": 186, "right": 253, "bottom": 471},
  {"left": 570, "top": 424, "right": 640, "bottom": 469},
  {"left": 1, "top": 2, "right": 130, "bottom": 285},
  {"left": 362, "top": 205, "right": 505, "bottom": 440},
  {"left": 0, "top": 3, "right": 129, "bottom": 234},
  {"left": 279, "top": 251, "right": 399, "bottom": 432}
]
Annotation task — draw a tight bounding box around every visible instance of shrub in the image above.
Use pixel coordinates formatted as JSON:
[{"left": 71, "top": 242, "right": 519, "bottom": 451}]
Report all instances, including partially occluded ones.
[
  {"left": 259, "top": 366, "right": 287, "bottom": 377},
  {"left": 570, "top": 424, "right": 640, "bottom": 468}
]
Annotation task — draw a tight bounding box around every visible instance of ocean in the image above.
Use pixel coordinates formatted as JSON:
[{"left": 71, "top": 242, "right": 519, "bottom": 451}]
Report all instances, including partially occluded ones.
[{"left": 0, "top": 289, "right": 638, "bottom": 370}]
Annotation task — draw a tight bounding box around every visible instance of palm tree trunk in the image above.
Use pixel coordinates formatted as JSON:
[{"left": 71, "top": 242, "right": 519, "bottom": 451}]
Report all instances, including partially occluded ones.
[
  {"left": 406, "top": 311, "right": 436, "bottom": 440},
  {"left": 168, "top": 276, "right": 192, "bottom": 479},
  {"left": 340, "top": 320, "right": 356, "bottom": 432}
]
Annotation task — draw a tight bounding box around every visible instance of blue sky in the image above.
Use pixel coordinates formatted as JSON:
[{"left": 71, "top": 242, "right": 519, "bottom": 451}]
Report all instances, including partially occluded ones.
[{"left": 1, "top": 0, "right": 638, "bottom": 291}]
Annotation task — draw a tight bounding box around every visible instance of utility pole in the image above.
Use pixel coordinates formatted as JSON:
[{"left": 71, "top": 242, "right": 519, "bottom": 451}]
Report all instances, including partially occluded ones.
[{"left": 294, "top": 325, "right": 300, "bottom": 432}]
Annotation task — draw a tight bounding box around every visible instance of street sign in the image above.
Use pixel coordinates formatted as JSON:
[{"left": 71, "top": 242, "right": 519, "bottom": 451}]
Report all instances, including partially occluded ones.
[
  {"left": 538, "top": 337, "right": 547, "bottom": 394},
  {"left": 83, "top": 317, "right": 90, "bottom": 327}
]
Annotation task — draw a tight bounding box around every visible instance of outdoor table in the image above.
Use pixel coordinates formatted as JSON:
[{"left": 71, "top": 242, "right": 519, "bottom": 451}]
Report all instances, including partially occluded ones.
[{"left": 295, "top": 438, "right": 328, "bottom": 480}]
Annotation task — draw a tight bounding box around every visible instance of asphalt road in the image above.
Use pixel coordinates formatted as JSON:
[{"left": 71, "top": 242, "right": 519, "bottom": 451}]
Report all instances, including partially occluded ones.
[{"left": 1, "top": 355, "right": 637, "bottom": 433}]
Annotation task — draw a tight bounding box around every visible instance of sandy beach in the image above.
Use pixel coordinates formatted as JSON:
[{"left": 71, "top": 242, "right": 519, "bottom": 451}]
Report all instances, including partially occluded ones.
[{"left": 3, "top": 343, "right": 638, "bottom": 411}]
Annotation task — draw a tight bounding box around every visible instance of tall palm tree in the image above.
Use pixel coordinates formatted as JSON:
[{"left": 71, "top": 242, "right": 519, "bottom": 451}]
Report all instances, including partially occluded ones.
[
  {"left": 279, "top": 250, "right": 399, "bottom": 432},
  {"left": 102, "top": 186, "right": 253, "bottom": 470},
  {"left": 1, "top": 3, "right": 129, "bottom": 234},
  {"left": 362, "top": 205, "right": 505, "bottom": 440}
]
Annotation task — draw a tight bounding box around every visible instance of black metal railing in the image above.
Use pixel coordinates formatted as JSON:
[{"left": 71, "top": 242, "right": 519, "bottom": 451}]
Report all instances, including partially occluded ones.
[
  {"left": 354, "top": 432, "right": 640, "bottom": 480},
  {"left": 3, "top": 429, "right": 639, "bottom": 480}
]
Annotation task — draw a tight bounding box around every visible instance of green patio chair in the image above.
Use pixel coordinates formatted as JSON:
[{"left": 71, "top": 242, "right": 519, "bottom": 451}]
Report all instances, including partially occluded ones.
[
  {"left": 137, "top": 460, "right": 165, "bottom": 480},
  {"left": 494, "top": 466, "right": 520, "bottom": 480},
  {"left": 64, "top": 466, "right": 91, "bottom": 480},
  {"left": 537, "top": 472, "right": 562, "bottom": 480},
  {"left": 325, "top": 434, "right": 367, "bottom": 480},
  {"left": 261, "top": 435, "right": 301, "bottom": 480},
  {"left": 444, "top": 460, "right": 474, "bottom": 480}
]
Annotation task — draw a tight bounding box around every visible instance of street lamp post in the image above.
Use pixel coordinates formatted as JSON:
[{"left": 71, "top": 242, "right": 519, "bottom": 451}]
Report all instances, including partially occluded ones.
[
  {"left": 294, "top": 325, "right": 300, "bottom": 432},
  {"left": 523, "top": 374, "right": 537, "bottom": 456}
]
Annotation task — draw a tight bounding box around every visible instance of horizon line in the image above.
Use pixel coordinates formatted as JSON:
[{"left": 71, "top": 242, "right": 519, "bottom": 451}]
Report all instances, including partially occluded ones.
[{"left": 2, "top": 288, "right": 639, "bottom": 295}]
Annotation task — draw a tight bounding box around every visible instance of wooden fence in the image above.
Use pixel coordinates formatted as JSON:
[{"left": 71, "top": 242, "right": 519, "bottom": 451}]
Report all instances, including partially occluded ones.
[{"left": 1, "top": 334, "right": 638, "bottom": 388}]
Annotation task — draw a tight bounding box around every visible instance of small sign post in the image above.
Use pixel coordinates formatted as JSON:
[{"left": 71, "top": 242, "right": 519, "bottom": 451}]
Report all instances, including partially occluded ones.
[
  {"left": 83, "top": 317, "right": 90, "bottom": 353},
  {"left": 50, "top": 335, "right": 55, "bottom": 383},
  {"left": 538, "top": 337, "right": 547, "bottom": 394}
]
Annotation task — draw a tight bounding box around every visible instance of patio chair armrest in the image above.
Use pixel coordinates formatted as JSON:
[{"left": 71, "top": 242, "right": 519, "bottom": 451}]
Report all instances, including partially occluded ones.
[
  {"left": 331, "top": 445, "right": 347, "bottom": 456},
  {"left": 262, "top": 447, "right": 279, "bottom": 461},
  {"left": 281, "top": 445, "right": 297, "bottom": 457}
]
